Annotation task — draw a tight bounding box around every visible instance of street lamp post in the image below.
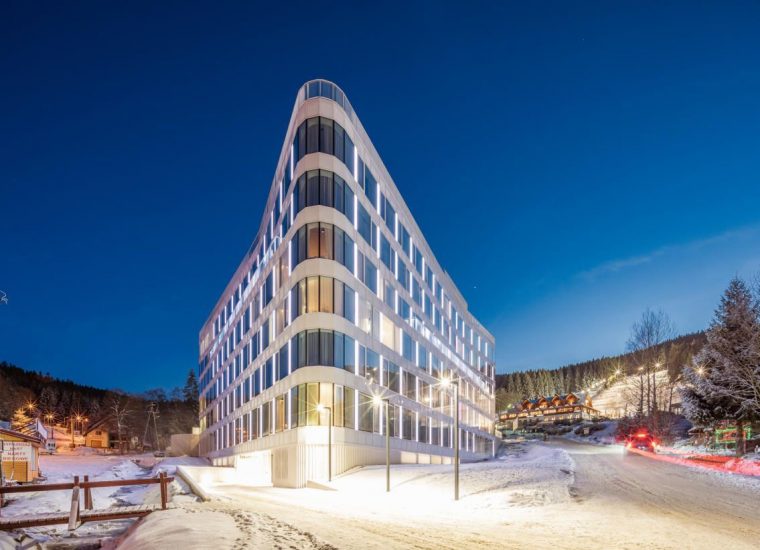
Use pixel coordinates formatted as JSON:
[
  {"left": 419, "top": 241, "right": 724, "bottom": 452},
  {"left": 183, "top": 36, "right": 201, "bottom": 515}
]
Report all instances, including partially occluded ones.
[
  {"left": 317, "top": 405, "right": 333, "bottom": 482},
  {"left": 441, "top": 377, "right": 460, "bottom": 501},
  {"left": 372, "top": 395, "right": 391, "bottom": 492}
]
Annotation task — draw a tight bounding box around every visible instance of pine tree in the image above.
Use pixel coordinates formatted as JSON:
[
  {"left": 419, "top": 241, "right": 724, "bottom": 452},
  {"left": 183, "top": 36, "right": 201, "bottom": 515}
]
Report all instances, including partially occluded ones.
[
  {"left": 183, "top": 369, "right": 200, "bottom": 416},
  {"left": 682, "top": 278, "right": 760, "bottom": 455},
  {"left": 11, "top": 407, "right": 32, "bottom": 432}
]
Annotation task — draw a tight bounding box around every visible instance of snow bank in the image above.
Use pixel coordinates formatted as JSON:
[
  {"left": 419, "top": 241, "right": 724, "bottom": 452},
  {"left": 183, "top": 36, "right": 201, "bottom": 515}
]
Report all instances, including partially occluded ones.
[
  {"left": 561, "top": 420, "right": 618, "bottom": 445},
  {"left": 117, "top": 508, "right": 238, "bottom": 550}
]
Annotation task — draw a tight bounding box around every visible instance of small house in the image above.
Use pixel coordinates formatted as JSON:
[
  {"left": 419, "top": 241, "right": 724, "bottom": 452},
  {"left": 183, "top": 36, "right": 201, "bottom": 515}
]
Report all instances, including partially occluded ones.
[{"left": 0, "top": 426, "right": 43, "bottom": 483}]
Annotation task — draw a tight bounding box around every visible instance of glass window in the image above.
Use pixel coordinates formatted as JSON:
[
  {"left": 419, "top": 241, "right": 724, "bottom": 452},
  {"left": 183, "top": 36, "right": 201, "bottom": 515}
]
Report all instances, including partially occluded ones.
[
  {"left": 334, "top": 332, "right": 344, "bottom": 369},
  {"left": 334, "top": 279, "right": 344, "bottom": 317},
  {"left": 364, "top": 169, "right": 377, "bottom": 208},
  {"left": 296, "top": 175, "right": 306, "bottom": 212},
  {"left": 262, "top": 401, "right": 271, "bottom": 436},
  {"left": 297, "top": 331, "right": 306, "bottom": 368},
  {"left": 306, "top": 277, "right": 319, "bottom": 313},
  {"left": 344, "top": 234, "right": 355, "bottom": 272},
  {"left": 318, "top": 382, "right": 332, "bottom": 426},
  {"left": 334, "top": 123, "right": 345, "bottom": 162},
  {"left": 398, "top": 223, "right": 410, "bottom": 257},
  {"left": 380, "top": 234, "right": 392, "bottom": 270},
  {"left": 334, "top": 174, "right": 344, "bottom": 214},
  {"left": 364, "top": 258, "right": 377, "bottom": 294},
  {"left": 334, "top": 227, "right": 344, "bottom": 266},
  {"left": 290, "top": 386, "right": 298, "bottom": 428},
  {"left": 320, "top": 330, "right": 334, "bottom": 366},
  {"left": 306, "top": 170, "right": 320, "bottom": 207},
  {"left": 403, "top": 370, "right": 416, "bottom": 400},
  {"left": 344, "top": 335, "right": 355, "bottom": 373},
  {"left": 344, "top": 182, "right": 354, "bottom": 221},
  {"left": 306, "top": 117, "right": 319, "bottom": 154},
  {"left": 384, "top": 359, "right": 400, "bottom": 393},
  {"left": 358, "top": 392, "right": 373, "bottom": 432},
  {"left": 384, "top": 280, "right": 395, "bottom": 309},
  {"left": 307, "top": 329, "right": 320, "bottom": 365},
  {"left": 344, "top": 387, "right": 356, "bottom": 429},
  {"left": 413, "top": 278, "right": 422, "bottom": 306},
  {"left": 333, "top": 385, "right": 345, "bottom": 427},
  {"left": 344, "top": 132, "right": 355, "bottom": 175},
  {"left": 275, "top": 394, "right": 286, "bottom": 433},
  {"left": 397, "top": 260, "right": 409, "bottom": 290},
  {"left": 307, "top": 223, "right": 320, "bottom": 258},
  {"left": 319, "top": 223, "right": 333, "bottom": 259},
  {"left": 296, "top": 226, "right": 306, "bottom": 265},
  {"left": 307, "top": 382, "right": 319, "bottom": 425},
  {"left": 278, "top": 345, "right": 289, "bottom": 380},
  {"left": 403, "top": 408, "right": 414, "bottom": 441},
  {"left": 320, "top": 170, "right": 333, "bottom": 207},
  {"left": 357, "top": 203, "right": 372, "bottom": 245},
  {"left": 413, "top": 246, "right": 423, "bottom": 274},
  {"left": 402, "top": 331, "right": 413, "bottom": 362},
  {"left": 343, "top": 284, "right": 355, "bottom": 323},
  {"left": 297, "top": 122, "right": 306, "bottom": 160},
  {"left": 365, "top": 348, "right": 379, "bottom": 384},
  {"left": 297, "top": 383, "right": 308, "bottom": 426},
  {"left": 297, "top": 279, "right": 307, "bottom": 316},
  {"left": 319, "top": 118, "right": 334, "bottom": 155}
]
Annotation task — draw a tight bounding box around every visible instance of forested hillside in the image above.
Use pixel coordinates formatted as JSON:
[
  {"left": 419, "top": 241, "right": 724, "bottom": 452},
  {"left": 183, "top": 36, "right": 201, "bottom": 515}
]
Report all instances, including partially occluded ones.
[
  {"left": 495, "top": 332, "right": 706, "bottom": 410},
  {"left": 0, "top": 361, "right": 198, "bottom": 449}
]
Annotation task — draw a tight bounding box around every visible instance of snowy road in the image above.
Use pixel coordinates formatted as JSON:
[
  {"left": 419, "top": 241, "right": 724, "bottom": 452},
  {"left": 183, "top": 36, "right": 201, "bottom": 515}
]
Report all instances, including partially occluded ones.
[
  {"left": 124, "top": 441, "right": 760, "bottom": 549},
  {"left": 548, "top": 439, "right": 760, "bottom": 549}
]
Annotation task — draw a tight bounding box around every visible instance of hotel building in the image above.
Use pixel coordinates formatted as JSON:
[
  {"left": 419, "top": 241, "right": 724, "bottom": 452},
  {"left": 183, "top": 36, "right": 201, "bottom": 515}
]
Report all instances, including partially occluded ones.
[{"left": 198, "top": 80, "right": 497, "bottom": 487}]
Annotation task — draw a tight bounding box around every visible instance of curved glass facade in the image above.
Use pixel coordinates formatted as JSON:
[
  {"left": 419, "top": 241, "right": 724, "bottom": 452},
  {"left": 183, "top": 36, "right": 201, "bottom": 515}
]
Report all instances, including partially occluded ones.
[{"left": 198, "top": 80, "right": 496, "bottom": 485}]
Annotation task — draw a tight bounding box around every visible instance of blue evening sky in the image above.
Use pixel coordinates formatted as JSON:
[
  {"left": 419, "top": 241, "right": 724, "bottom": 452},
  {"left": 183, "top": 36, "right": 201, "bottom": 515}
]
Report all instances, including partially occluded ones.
[{"left": 2, "top": 2, "right": 760, "bottom": 392}]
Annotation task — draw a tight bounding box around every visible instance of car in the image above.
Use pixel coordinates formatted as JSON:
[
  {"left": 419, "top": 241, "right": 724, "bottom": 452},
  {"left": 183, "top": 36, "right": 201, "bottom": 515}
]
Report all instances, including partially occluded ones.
[{"left": 624, "top": 431, "right": 658, "bottom": 454}]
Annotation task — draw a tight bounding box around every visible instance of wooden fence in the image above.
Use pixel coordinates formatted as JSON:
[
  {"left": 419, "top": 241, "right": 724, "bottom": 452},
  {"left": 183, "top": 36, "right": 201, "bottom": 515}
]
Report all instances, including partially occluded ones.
[{"left": 0, "top": 472, "right": 174, "bottom": 530}]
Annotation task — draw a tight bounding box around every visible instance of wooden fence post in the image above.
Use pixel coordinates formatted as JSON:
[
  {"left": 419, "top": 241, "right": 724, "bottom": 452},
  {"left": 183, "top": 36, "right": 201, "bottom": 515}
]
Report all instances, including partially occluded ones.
[
  {"left": 68, "top": 477, "right": 81, "bottom": 531},
  {"left": 159, "top": 472, "right": 167, "bottom": 510},
  {"left": 83, "top": 475, "right": 92, "bottom": 510}
]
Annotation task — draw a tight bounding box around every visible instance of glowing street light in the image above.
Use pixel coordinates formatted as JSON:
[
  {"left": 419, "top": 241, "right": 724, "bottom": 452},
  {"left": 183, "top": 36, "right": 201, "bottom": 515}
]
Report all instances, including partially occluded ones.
[
  {"left": 440, "top": 376, "right": 460, "bottom": 501},
  {"left": 372, "top": 394, "right": 391, "bottom": 492},
  {"left": 316, "top": 404, "right": 333, "bottom": 482}
]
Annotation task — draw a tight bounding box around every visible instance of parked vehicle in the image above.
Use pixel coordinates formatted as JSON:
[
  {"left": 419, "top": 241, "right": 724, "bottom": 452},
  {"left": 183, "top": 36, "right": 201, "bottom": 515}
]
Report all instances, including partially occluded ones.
[{"left": 624, "top": 430, "right": 658, "bottom": 454}]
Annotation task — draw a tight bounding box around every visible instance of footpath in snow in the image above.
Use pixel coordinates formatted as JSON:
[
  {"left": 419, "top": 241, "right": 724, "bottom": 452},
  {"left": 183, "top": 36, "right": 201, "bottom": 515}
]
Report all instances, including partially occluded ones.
[{"left": 118, "top": 442, "right": 578, "bottom": 549}]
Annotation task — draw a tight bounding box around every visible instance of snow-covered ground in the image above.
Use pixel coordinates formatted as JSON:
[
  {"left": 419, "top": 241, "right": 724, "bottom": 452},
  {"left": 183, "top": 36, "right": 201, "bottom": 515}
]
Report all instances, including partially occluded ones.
[
  {"left": 119, "top": 440, "right": 760, "bottom": 550},
  {"left": 591, "top": 370, "right": 677, "bottom": 417},
  {"left": 0, "top": 448, "right": 207, "bottom": 547},
  {"left": 8, "top": 441, "right": 760, "bottom": 549},
  {"left": 560, "top": 420, "right": 618, "bottom": 445}
]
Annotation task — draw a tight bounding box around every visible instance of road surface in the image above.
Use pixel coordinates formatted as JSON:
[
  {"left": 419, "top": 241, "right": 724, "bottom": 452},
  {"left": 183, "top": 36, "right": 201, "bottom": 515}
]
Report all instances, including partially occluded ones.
[
  {"left": 182, "top": 441, "right": 760, "bottom": 549},
  {"left": 548, "top": 439, "right": 760, "bottom": 548}
]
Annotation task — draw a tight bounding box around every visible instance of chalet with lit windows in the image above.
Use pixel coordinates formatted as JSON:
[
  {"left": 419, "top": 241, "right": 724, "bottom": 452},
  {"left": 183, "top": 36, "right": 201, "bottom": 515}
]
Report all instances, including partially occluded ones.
[
  {"left": 498, "top": 392, "right": 600, "bottom": 429},
  {"left": 83, "top": 417, "right": 122, "bottom": 450}
]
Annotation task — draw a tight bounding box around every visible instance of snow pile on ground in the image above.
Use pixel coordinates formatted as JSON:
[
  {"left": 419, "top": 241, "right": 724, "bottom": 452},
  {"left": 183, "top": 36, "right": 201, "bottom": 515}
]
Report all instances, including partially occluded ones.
[
  {"left": 561, "top": 420, "right": 618, "bottom": 445},
  {"left": 117, "top": 507, "right": 239, "bottom": 550},
  {"left": 3, "top": 451, "right": 150, "bottom": 517}
]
